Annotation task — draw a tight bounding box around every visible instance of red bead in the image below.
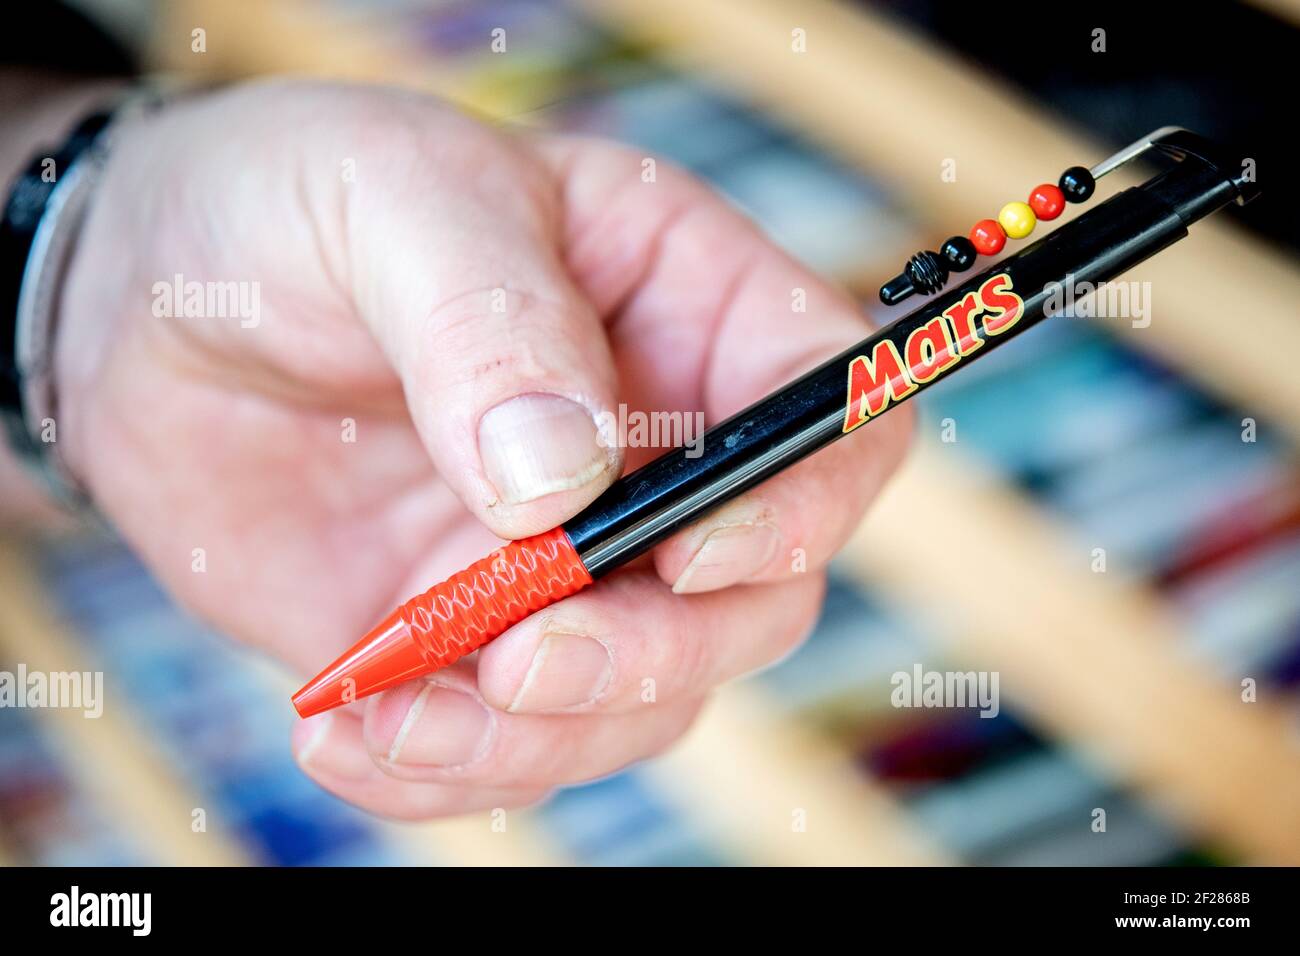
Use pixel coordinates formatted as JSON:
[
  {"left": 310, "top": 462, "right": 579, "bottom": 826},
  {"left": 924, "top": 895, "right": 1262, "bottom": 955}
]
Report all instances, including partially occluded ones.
[
  {"left": 969, "top": 219, "right": 1006, "bottom": 256},
  {"left": 1028, "top": 183, "right": 1066, "bottom": 221}
]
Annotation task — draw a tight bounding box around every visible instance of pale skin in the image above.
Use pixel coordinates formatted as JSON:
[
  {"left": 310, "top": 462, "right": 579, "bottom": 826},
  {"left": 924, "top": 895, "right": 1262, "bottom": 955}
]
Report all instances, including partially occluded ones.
[{"left": 9, "top": 78, "right": 912, "bottom": 819}]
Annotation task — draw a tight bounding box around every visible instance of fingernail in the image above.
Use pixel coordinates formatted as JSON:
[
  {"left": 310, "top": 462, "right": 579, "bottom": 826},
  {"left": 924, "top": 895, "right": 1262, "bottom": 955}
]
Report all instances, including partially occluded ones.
[
  {"left": 292, "top": 713, "right": 371, "bottom": 782},
  {"left": 479, "top": 393, "right": 613, "bottom": 504},
  {"left": 386, "top": 684, "right": 493, "bottom": 767},
  {"left": 292, "top": 713, "right": 332, "bottom": 767},
  {"left": 672, "top": 523, "right": 781, "bottom": 594},
  {"left": 509, "top": 632, "right": 612, "bottom": 713}
]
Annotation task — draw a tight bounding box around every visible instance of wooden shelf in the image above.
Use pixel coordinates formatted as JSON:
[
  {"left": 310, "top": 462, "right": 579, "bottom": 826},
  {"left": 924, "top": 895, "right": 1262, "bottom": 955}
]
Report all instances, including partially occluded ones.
[
  {"left": 840, "top": 441, "right": 1300, "bottom": 864},
  {"left": 1247, "top": 0, "right": 1300, "bottom": 27},
  {"left": 645, "top": 684, "right": 946, "bottom": 865},
  {"left": 583, "top": 0, "right": 1300, "bottom": 447},
  {"left": 0, "top": 539, "right": 253, "bottom": 866}
]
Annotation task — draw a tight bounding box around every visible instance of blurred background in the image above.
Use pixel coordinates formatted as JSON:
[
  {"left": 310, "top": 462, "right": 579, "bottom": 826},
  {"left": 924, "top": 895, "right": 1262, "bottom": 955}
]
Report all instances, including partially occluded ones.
[{"left": 2, "top": 0, "right": 1298, "bottom": 866}]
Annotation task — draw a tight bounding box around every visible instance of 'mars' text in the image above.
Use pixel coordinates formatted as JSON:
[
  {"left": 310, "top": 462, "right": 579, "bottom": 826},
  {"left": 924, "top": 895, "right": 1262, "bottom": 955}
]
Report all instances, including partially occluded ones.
[{"left": 843, "top": 273, "right": 1024, "bottom": 433}]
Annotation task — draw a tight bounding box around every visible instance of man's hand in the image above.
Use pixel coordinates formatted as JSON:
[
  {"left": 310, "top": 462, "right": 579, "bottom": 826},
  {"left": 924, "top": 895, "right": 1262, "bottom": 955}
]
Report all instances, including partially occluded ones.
[{"left": 54, "top": 80, "right": 911, "bottom": 818}]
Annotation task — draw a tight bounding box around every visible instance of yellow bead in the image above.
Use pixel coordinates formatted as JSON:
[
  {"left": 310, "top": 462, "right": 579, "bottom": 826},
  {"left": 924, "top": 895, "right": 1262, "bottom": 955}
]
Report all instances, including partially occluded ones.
[{"left": 998, "top": 201, "right": 1036, "bottom": 239}]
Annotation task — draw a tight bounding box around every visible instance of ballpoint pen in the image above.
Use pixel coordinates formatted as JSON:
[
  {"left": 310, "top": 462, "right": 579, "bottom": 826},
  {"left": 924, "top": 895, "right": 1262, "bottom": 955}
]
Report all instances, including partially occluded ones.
[{"left": 293, "top": 127, "right": 1259, "bottom": 718}]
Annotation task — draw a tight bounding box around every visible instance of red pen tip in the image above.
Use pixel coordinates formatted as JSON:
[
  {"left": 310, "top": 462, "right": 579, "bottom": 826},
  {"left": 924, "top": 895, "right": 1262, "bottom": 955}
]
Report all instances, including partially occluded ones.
[
  {"left": 291, "top": 528, "right": 595, "bottom": 718},
  {"left": 292, "top": 610, "right": 427, "bottom": 718}
]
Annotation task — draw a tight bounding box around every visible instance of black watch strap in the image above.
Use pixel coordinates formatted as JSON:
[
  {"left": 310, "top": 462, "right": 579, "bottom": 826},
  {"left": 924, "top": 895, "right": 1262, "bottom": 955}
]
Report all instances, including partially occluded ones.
[{"left": 0, "top": 108, "right": 113, "bottom": 501}]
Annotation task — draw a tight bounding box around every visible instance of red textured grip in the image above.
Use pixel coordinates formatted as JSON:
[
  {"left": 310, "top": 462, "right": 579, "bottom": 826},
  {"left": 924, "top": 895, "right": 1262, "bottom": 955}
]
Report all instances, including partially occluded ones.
[
  {"left": 398, "top": 527, "right": 593, "bottom": 671},
  {"left": 292, "top": 527, "right": 594, "bottom": 717}
]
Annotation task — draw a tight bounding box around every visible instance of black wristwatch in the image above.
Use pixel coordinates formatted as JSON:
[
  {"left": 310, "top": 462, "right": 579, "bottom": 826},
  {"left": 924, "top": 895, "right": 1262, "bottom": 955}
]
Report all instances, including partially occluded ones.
[{"left": 0, "top": 108, "right": 114, "bottom": 504}]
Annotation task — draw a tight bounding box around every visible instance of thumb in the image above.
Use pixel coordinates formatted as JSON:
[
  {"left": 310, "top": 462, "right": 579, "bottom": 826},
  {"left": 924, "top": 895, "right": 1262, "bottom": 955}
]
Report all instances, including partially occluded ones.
[{"left": 346, "top": 128, "right": 622, "bottom": 539}]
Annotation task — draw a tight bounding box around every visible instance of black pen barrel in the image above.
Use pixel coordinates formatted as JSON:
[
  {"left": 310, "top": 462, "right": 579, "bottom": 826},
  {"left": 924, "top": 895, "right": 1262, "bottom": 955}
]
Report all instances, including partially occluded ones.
[{"left": 565, "top": 158, "right": 1244, "bottom": 576}]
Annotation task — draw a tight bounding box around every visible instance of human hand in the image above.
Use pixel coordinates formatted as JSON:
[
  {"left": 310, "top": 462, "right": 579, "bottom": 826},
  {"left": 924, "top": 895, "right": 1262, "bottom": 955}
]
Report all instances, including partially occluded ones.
[{"left": 56, "top": 80, "right": 911, "bottom": 818}]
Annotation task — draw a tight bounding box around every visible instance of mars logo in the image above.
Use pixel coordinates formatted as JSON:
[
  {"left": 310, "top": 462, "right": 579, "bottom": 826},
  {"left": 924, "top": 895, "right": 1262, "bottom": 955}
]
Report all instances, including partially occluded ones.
[{"left": 843, "top": 273, "right": 1024, "bottom": 433}]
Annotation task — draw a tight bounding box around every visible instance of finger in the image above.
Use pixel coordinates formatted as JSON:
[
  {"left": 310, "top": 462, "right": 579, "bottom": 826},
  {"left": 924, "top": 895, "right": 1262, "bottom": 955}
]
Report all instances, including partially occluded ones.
[
  {"left": 653, "top": 422, "right": 911, "bottom": 592},
  {"left": 476, "top": 568, "right": 824, "bottom": 714},
  {"left": 344, "top": 101, "right": 624, "bottom": 539},
  {"left": 292, "top": 708, "right": 548, "bottom": 820},
  {"left": 533, "top": 134, "right": 913, "bottom": 591},
  {"left": 357, "top": 668, "right": 705, "bottom": 788}
]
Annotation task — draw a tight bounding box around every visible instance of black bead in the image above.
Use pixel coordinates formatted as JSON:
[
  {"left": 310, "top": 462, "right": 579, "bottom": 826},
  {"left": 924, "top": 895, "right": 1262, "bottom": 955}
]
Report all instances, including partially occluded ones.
[
  {"left": 879, "top": 272, "right": 915, "bottom": 306},
  {"left": 939, "top": 235, "right": 977, "bottom": 271},
  {"left": 879, "top": 249, "right": 949, "bottom": 306},
  {"left": 1059, "top": 165, "right": 1095, "bottom": 203},
  {"left": 906, "top": 250, "right": 948, "bottom": 295}
]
